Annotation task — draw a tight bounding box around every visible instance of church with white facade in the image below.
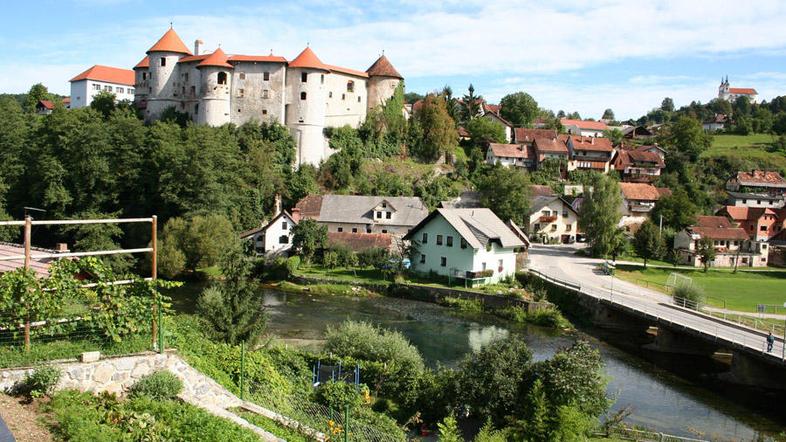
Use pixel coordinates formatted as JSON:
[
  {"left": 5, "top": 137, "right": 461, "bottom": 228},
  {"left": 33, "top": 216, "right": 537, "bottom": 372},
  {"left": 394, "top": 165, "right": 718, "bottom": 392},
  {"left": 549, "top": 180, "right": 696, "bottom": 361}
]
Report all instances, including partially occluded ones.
[{"left": 133, "top": 28, "right": 403, "bottom": 167}]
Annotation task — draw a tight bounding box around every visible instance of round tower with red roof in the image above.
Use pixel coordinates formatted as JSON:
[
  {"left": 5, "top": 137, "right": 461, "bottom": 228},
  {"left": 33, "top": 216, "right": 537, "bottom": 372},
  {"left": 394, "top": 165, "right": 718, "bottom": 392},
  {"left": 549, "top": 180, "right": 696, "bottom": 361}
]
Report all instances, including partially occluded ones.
[
  {"left": 145, "top": 27, "right": 192, "bottom": 121},
  {"left": 286, "top": 47, "right": 330, "bottom": 167},
  {"left": 196, "top": 48, "right": 233, "bottom": 126},
  {"left": 366, "top": 54, "right": 403, "bottom": 112}
]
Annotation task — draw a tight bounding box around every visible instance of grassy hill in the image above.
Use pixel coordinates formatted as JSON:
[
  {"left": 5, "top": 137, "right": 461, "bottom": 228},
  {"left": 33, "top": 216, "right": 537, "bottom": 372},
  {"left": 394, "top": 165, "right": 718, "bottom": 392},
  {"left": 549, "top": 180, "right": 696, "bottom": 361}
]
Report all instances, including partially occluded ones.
[{"left": 702, "top": 133, "right": 786, "bottom": 170}]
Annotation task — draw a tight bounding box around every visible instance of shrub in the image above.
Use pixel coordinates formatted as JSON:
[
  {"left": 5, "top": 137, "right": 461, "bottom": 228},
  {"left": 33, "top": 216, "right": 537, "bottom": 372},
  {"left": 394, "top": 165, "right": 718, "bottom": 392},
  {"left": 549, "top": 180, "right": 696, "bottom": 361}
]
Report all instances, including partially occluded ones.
[
  {"left": 314, "top": 380, "right": 366, "bottom": 410},
  {"left": 673, "top": 281, "right": 705, "bottom": 306},
  {"left": 441, "top": 296, "right": 483, "bottom": 313},
  {"left": 286, "top": 255, "right": 301, "bottom": 276},
  {"left": 358, "top": 247, "right": 389, "bottom": 269},
  {"left": 20, "top": 365, "right": 62, "bottom": 398},
  {"left": 323, "top": 250, "right": 339, "bottom": 268},
  {"left": 128, "top": 370, "right": 183, "bottom": 401}
]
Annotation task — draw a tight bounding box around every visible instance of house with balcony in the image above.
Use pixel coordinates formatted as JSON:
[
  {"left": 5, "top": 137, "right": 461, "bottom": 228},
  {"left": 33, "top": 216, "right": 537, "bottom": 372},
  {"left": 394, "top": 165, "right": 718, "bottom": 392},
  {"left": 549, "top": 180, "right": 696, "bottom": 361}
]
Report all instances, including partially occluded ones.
[
  {"left": 674, "top": 216, "right": 768, "bottom": 267},
  {"left": 726, "top": 170, "right": 786, "bottom": 208},
  {"left": 618, "top": 183, "right": 669, "bottom": 232},
  {"left": 528, "top": 196, "right": 580, "bottom": 243},
  {"left": 717, "top": 206, "right": 785, "bottom": 241},
  {"left": 485, "top": 143, "right": 535, "bottom": 169},
  {"left": 613, "top": 146, "right": 665, "bottom": 182},
  {"left": 403, "top": 208, "right": 525, "bottom": 285},
  {"left": 566, "top": 136, "right": 614, "bottom": 173}
]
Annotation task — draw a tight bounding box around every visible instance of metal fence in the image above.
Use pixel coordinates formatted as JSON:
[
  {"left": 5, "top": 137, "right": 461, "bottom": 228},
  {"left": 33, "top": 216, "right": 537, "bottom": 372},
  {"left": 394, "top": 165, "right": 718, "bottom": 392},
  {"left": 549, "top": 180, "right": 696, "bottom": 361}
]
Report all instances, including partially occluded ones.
[{"left": 604, "top": 426, "right": 708, "bottom": 442}]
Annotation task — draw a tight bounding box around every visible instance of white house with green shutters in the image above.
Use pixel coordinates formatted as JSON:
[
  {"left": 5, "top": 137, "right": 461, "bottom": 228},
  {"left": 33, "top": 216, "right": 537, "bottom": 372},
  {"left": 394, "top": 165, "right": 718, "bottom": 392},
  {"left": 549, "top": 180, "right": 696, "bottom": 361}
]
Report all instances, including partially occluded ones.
[{"left": 403, "top": 208, "right": 526, "bottom": 284}]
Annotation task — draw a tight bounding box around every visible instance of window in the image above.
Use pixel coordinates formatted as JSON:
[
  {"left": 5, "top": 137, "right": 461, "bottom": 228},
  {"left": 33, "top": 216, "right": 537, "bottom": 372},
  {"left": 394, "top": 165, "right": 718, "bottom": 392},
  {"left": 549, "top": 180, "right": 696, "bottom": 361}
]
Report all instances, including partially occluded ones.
[
  {"left": 382, "top": 229, "right": 388, "bottom": 234},
  {"left": 237, "top": 108, "right": 242, "bottom": 113},
  {"left": 352, "top": 228, "right": 358, "bottom": 233},
  {"left": 420, "top": 254, "right": 426, "bottom": 264},
  {"left": 482, "top": 262, "right": 487, "bottom": 271},
  {"left": 562, "top": 211, "right": 568, "bottom": 217},
  {"left": 160, "top": 57, "right": 166, "bottom": 67},
  {"left": 281, "top": 221, "right": 288, "bottom": 230},
  {"left": 757, "top": 200, "right": 762, "bottom": 205},
  {"left": 358, "top": 96, "right": 361, "bottom": 103},
  {"left": 551, "top": 225, "right": 557, "bottom": 231},
  {"left": 440, "top": 257, "right": 447, "bottom": 267},
  {"left": 93, "top": 84, "right": 101, "bottom": 91},
  {"left": 498, "top": 259, "right": 503, "bottom": 270},
  {"left": 460, "top": 238, "right": 467, "bottom": 249},
  {"left": 366, "top": 227, "right": 372, "bottom": 233},
  {"left": 446, "top": 236, "right": 453, "bottom": 247},
  {"left": 385, "top": 212, "right": 391, "bottom": 219},
  {"left": 217, "top": 72, "right": 227, "bottom": 85},
  {"left": 279, "top": 235, "right": 289, "bottom": 244},
  {"left": 262, "top": 89, "right": 270, "bottom": 99},
  {"left": 347, "top": 81, "right": 354, "bottom": 92},
  {"left": 142, "top": 72, "right": 147, "bottom": 80},
  {"left": 262, "top": 109, "right": 268, "bottom": 115},
  {"left": 422, "top": 233, "right": 428, "bottom": 244},
  {"left": 566, "top": 224, "right": 572, "bottom": 232},
  {"left": 382, "top": 202, "right": 387, "bottom": 208},
  {"left": 263, "top": 72, "right": 270, "bottom": 81},
  {"left": 184, "top": 72, "right": 188, "bottom": 82},
  {"left": 239, "top": 72, "right": 246, "bottom": 80},
  {"left": 742, "top": 199, "right": 747, "bottom": 204},
  {"left": 534, "top": 224, "right": 541, "bottom": 231},
  {"left": 237, "top": 88, "right": 245, "bottom": 97},
  {"left": 761, "top": 225, "right": 767, "bottom": 231},
  {"left": 301, "top": 72, "right": 308, "bottom": 82},
  {"left": 436, "top": 235, "right": 443, "bottom": 245},
  {"left": 104, "top": 85, "right": 113, "bottom": 92},
  {"left": 337, "top": 227, "right": 343, "bottom": 232},
  {"left": 543, "top": 210, "right": 551, "bottom": 216},
  {"left": 376, "top": 211, "right": 383, "bottom": 219},
  {"left": 320, "top": 74, "right": 324, "bottom": 84},
  {"left": 116, "top": 87, "right": 124, "bottom": 94},
  {"left": 300, "top": 92, "right": 307, "bottom": 100},
  {"left": 190, "top": 86, "right": 195, "bottom": 96},
  {"left": 342, "top": 93, "right": 346, "bottom": 100},
  {"left": 329, "top": 91, "right": 333, "bottom": 98}
]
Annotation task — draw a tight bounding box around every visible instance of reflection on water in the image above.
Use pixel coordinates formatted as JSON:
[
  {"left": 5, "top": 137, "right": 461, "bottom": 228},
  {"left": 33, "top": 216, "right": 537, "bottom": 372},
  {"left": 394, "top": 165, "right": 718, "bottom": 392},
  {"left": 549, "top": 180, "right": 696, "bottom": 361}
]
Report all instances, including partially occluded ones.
[{"left": 174, "top": 286, "right": 784, "bottom": 440}]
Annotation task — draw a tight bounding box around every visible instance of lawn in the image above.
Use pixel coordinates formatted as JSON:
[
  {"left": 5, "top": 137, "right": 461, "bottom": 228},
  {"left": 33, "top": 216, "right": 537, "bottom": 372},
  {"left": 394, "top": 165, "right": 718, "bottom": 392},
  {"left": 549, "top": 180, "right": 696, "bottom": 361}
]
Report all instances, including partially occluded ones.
[
  {"left": 614, "top": 265, "right": 786, "bottom": 312},
  {"left": 703, "top": 133, "right": 786, "bottom": 170}
]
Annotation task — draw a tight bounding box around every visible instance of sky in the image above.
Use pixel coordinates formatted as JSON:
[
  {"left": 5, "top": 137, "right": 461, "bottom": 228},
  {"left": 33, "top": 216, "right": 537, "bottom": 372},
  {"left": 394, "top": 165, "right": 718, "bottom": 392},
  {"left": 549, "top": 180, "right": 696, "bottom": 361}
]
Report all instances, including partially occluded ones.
[{"left": 4, "top": 0, "right": 786, "bottom": 120}]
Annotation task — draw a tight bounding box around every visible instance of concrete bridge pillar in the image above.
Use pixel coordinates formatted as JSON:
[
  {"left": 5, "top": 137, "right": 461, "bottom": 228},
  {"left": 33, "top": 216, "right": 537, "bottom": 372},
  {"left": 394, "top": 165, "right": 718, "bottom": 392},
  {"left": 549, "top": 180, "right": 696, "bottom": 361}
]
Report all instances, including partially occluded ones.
[
  {"left": 589, "top": 301, "right": 648, "bottom": 332},
  {"left": 720, "top": 351, "right": 786, "bottom": 390},
  {"left": 642, "top": 326, "right": 719, "bottom": 356}
]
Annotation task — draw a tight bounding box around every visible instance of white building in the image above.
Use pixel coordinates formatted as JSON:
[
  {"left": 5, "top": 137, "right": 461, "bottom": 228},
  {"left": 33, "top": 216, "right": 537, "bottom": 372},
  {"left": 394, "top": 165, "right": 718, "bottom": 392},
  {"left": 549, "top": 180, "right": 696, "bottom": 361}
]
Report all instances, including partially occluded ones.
[
  {"left": 528, "top": 196, "right": 580, "bottom": 244},
  {"left": 404, "top": 208, "right": 525, "bottom": 285},
  {"left": 485, "top": 143, "right": 535, "bottom": 169},
  {"left": 618, "top": 183, "right": 668, "bottom": 232},
  {"left": 726, "top": 170, "right": 786, "bottom": 209},
  {"left": 674, "top": 216, "right": 768, "bottom": 267},
  {"left": 718, "top": 77, "right": 758, "bottom": 102},
  {"left": 132, "top": 27, "right": 403, "bottom": 167},
  {"left": 240, "top": 211, "right": 298, "bottom": 257},
  {"left": 560, "top": 118, "right": 608, "bottom": 137},
  {"left": 69, "top": 65, "right": 135, "bottom": 108}
]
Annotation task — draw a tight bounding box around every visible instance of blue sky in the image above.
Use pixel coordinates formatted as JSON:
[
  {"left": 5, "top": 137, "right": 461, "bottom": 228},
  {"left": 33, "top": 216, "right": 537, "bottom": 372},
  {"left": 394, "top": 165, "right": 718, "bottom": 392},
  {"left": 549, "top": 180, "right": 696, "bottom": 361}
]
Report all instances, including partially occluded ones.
[{"left": 5, "top": 0, "right": 786, "bottom": 119}]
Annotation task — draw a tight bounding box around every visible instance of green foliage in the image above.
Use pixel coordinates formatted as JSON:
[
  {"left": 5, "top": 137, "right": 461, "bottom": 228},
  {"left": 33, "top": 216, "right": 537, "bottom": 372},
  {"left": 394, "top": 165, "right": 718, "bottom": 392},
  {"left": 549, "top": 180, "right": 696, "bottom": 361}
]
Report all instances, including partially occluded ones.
[
  {"left": 197, "top": 246, "right": 266, "bottom": 346},
  {"left": 466, "top": 117, "right": 506, "bottom": 146},
  {"left": 314, "top": 380, "right": 366, "bottom": 410},
  {"left": 499, "top": 91, "right": 539, "bottom": 127},
  {"left": 437, "top": 414, "right": 462, "bottom": 442},
  {"left": 62, "top": 210, "right": 133, "bottom": 274},
  {"left": 473, "top": 419, "right": 506, "bottom": 442},
  {"left": 159, "top": 214, "right": 237, "bottom": 275},
  {"left": 673, "top": 281, "right": 705, "bottom": 304},
  {"left": 604, "top": 128, "right": 623, "bottom": 145},
  {"left": 291, "top": 219, "right": 328, "bottom": 263},
  {"left": 441, "top": 296, "right": 483, "bottom": 313},
  {"left": 20, "top": 365, "right": 62, "bottom": 398},
  {"left": 579, "top": 175, "right": 623, "bottom": 257},
  {"left": 363, "top": 82, "right": 407, "bottom": 152},
  {"left": 665, "top": 116, "right": 712, "bottom": 161},
  {"left": 697, "top": 237, "right": 716, "bottom": 272},
  {"left": 496, "top": 306, "right": 571, "bottom": 329},
  {"left": 651, "top": 188, "right": 698, "bottom": 231},
  {"left": 476, "top": 165, "right": 531, "bottom": 224},
  {"left": 602, "top": 108, "right": 615, "bottom": 121},
  {"left": 90, "top": 91, "right": 117, "bottom": 119},
  {"left": 128, "top": 370, "right": 183, "bottom": 401},
  {"left": 357, "top": 247, "right": 390, "bottom": 269},
  {"left": 24, "top": 83, "right": 55, "bottom": 113},
  {"left": 411, "top": 94, "right": 458, "bottom": 162},
  {"left": 633, "top": 221, "right": 664, "bottom": 268},
  {"left": 286, "top": 256, "right": 301, "bottom": 276}
]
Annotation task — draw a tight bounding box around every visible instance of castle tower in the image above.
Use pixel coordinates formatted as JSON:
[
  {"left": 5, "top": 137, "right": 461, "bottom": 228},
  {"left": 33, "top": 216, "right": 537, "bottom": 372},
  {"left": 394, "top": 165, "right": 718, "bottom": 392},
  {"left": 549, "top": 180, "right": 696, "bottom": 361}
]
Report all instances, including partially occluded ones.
[
  {"left": 286, "top": 47, "right": 329, "bottom": 167},
  {"left": 719, "top": 75, "right": 730, "bottom": 100},
  {"left": 132, "top": 56, "right": 149, "bottom": 109},
  {"left": 145, "top": 27, "right": 192, "bottom": 121},
  {"left": 196, "top": 48, "right": 233, "bottom": 126},
  {"left": 366, "top": 54, "right": 403, "bottom": 111}
]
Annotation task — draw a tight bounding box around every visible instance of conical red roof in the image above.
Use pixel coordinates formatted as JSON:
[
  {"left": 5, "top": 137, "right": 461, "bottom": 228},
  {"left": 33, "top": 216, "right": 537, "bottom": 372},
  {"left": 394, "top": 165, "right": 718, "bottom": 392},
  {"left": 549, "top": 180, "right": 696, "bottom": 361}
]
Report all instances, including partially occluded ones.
[
  {"left": 133, "top": 56, "right": 149, "bottom": 69},
  {"left": 288, "top": 47, "right": 328, "bottom": 71},
  {"left": 366, "top": 55, "right": 402, "bottom": 79},
  {"left": 147, "top": 28, "right": 192, "bottom": 55},
  {"left": 197, "top": 48, "right": 233, "bottom": 69}
]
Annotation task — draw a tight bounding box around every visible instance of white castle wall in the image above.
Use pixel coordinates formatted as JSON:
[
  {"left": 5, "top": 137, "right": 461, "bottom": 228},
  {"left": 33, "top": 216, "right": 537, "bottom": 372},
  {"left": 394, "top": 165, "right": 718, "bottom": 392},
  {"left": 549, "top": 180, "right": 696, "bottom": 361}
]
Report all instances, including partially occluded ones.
[
  {"left": 145, "top": 51, "right": 183, "bottom": 121},
  {"left": 198, "top": 66, "right": 232, "bottom": 126},
  {"left": 286, "top": 68, "right": 328, "bottom": 167},
  {"left": 324, "top": 72, "right": 367, "bottom": 128},
  {"left": 229, "top": 62, "right": 287, "bottom": 126}
]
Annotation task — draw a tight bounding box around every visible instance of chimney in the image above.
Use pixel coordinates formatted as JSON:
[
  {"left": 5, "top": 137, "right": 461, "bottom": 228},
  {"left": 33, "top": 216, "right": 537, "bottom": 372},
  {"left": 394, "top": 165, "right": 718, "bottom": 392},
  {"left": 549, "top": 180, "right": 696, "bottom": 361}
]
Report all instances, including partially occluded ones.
[
  {"left": 291, "top": 208, "right": 302, "bottom": 223},
  {"left": 194, "top": 39, "right": 204, "bottom": 56},
  {"left": 273, "top": 193, "right": 282, "bottom": 217},
  {"left": 55, "top": 243, "right": 69, "bottom": 253},
  {"left": 591, "top": 137, "right": 595, "bottom": 145}
]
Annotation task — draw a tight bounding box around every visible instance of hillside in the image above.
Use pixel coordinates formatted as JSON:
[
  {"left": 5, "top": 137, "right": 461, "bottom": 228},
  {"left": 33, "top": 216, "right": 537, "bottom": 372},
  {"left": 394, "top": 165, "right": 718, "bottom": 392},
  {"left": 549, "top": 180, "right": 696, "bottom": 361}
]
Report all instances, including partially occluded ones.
[{"left": 701, "top": 133, "right": 786, "bottom": 171}]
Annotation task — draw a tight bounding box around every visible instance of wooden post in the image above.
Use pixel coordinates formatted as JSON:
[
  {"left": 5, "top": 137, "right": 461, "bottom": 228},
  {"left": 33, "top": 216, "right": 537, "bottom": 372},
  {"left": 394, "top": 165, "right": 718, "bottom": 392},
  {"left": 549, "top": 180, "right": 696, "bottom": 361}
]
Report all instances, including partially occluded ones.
[
  {"left": 23, "top": 216, "right": 31, "bottom": 351},
  {"left": 151, "top": 216, "right": 158, "bottom": 349}
]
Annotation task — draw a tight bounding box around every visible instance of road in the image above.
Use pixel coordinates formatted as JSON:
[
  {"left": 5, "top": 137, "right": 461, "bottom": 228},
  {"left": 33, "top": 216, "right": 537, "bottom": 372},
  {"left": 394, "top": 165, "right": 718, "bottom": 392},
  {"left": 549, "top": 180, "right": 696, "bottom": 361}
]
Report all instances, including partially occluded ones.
[{"left": 527, "top": 244, "right": 786, "bottom": 363}]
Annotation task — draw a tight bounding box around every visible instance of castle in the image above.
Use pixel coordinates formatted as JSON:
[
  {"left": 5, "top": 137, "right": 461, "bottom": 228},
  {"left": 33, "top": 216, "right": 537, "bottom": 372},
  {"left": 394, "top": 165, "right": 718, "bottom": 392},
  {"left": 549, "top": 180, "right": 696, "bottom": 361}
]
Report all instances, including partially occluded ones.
[
  {"left": 133, "top": 28, "right": 403, "bottom": 167},
  {"left": 718, "top": 76, "right": 758, "bottom": 102}
]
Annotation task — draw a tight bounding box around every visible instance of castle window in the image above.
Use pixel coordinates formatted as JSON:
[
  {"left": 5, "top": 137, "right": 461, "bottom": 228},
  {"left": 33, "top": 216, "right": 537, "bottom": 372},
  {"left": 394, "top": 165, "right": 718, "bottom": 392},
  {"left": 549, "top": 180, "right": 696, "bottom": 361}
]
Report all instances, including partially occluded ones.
[
  {"left": 347, "top": 81, "right": 354, "bottom": 92},
  {"left": 238, "top": 88, "right": 245, "bottom": 97},
  {"left": 217, "top": 72, "right": 227, "bottom": 85},
  {"left": 262, "top": 89, "right": 269, "bottom": 99},
  {"left": 262, "top": 109, "right": 268, "bottom": 115},
  {"left": 341, "top": 93, "right": 345, "bottom": 100},
  {"left": 237, "top": 108, "right": 241, "bottom": 113},
  {"left": 321, "top": 74, "right": 324, "bottom": 84},
  {"left": 160, "top": 57, "right": 166, "bottom": 67},
  {"left": 190, "top": 86, "right": 195, "bottom": 96},
  {"left": 142, "top": 72, "right": 147, "bottom": 80},
  {"left": 263, "top": 72, "right": 270, "bottom": 81},
  {"left": 329, "top": 92, "right": 333, "bottom": 98},
  {"left": 300, "top": 92, "right": 307, "bottom": 100},
  {"left": 195, "top": 104, "right": 199, "bottom": 114},
  {"left": 184, "top": 73, "right": 188, "bottom": 81},
  {"left": 358, "top": 96, "right": 361, "bottom": 103},
  {"left": 239, "top": 72, "right": 245, "bottom": 80},
  {"left": 301, "top": 72, "right": 308, "bottom": 82}
]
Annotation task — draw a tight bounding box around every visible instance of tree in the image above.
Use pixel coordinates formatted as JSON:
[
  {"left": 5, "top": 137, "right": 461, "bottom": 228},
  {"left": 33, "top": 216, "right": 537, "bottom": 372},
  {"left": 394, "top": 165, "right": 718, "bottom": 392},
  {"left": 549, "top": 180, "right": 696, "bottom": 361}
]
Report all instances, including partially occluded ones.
[
  {"left": 513, "top": 378, "right": 550, "bottom": 441},
  {"left": 411, "top": 94, "right": 458, "bottom": 162},
  {"left": 661, "top": 97, "right": 675, "bottom": 113},
  {"left": 437, "top": 414, "right": 461, "bottom": 442},
  {"left": 633, "top": 220, "right": 663, "bottom": 268},
  {"left": 602, "top": 108, "right": 615, "bottom": 121},
  {"left": 158, "top": 215, "right": 237, "bottom": 273},
  {"left": 578, "top": 175, "right": 623, "bottom": 257},
  {"left": 23, "top": 83, "right": 54, "bottom": 113},
  {"left": 476, "top": 166, "right": 531, "bottom": 225},
  {"left": 500, "top": 92, "right": 539, "bottom": 127},
  {"left": 291, "top": 218, "right": 327, "bottom": 263},
  {"left": 665, "top": 116, "right": 712, "bottom": 161},
  {"left": 651, "top": 189, "right": 698, "bottom": 230},
  {"left": 197, "top": 245, "right": 266, "bottom": 345},
  {"left": 473, "top": 419, "right": 506, "bottom": 442},
  {"left": 697, "top": 237, "right": 716, "bottom": 272},
  {"left": 465, "top": 117, "right": 506, "bottom": 146},
  {"left": 90, "top": 91, "right": 117, "bottom": 119},
  {"left": 604, "top": 128, "right": 624, "bottom": 145},
  {"left": 461, "top": 84, "right": 482, "bottom": 123}
]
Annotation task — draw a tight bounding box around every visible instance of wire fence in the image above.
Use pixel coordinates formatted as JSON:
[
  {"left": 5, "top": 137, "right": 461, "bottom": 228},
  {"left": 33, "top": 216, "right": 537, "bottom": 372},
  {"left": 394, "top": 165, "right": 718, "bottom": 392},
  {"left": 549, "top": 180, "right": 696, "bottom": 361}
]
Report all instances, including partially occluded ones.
[{"left": 602, "top": 426, "right": 708, "bottom": 442}]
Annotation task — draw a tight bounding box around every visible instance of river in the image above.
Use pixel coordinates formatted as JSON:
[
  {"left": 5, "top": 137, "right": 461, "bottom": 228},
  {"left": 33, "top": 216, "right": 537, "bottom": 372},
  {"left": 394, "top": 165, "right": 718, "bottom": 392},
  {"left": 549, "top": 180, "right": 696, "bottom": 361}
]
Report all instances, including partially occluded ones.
[{"left": 251, "top": 289, "right": 786, "bottom": 441}]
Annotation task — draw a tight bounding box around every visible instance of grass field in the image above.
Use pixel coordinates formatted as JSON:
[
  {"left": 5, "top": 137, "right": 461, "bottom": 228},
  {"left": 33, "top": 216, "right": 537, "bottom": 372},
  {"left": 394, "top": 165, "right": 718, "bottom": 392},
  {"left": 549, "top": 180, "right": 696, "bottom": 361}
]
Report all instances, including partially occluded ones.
[
  {"left": 703, "top": 133, "right": 786, "bottom": 169},
  {"left": 614, "top": 265, "right": 786, "bottom": 313}
]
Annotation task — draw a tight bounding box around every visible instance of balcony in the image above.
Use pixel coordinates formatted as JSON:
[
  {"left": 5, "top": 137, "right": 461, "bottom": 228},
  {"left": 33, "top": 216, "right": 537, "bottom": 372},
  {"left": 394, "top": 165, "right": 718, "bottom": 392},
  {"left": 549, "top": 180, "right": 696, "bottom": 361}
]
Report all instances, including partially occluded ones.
[{"left": 539, "top": 215, "right": 557, "bottom": 222}]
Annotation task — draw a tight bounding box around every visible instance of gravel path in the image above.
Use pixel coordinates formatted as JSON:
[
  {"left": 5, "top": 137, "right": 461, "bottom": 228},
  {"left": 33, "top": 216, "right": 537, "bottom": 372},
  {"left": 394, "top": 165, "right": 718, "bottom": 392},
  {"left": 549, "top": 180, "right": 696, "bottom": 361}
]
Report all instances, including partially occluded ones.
[{"left": 0, "top": 395, "right": 52, "bottom": 442}]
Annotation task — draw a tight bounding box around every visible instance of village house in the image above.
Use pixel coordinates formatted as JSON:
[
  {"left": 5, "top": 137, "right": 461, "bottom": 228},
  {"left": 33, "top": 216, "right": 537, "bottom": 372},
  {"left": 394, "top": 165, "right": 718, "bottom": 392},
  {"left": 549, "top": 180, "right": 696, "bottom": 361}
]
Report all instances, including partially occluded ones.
[
  {"left": 621, "top": 125, "right": 654, "bottom": 141},
  {"left": 560, "top": 118, "right": 608, "bottom": 137},
  {"left": 240, "top": 210, "right": 298, "bottom": 256},
  {"left": 716, "top": 206, "right": 784, "bottom": 242},
  {"left": 294, "top": 194, "right": 429, "bottom": 239},
  {"left": 565, "top": 136, "right": 614, "bottom": 173},
  {"left": 618, "top": 183, "right": 669, "bottom": 232},
  {"left": 613, "top": 146, "right": 666, "bottom": 182},
  {"left": 480, "top": 103, "right": 513, "bottom": 143},
  {"left": 512, "top": 128, "right": 558, "bottom": 145},
  {"left": 533, "top": 136, "right": 569, "bottom": 167},
  {"left": 69, "top": 65, "right": 136, "bottom": 108},
  {"left": 702, "top": 114, "right": 728, "bottom": 132},
  {"left": 726, "top": 170, "right": 786, "bottom": 209},
  {"left": 674, "top": 216, "right": 768, "bottom": 268},
  {"left": 404, "top": 208, "right": 525, "bottom": 285},
  {"left": 528, "top": 196, "right": 580, "bottom": 244},
  {"left": 485, "top": 143, "right": 535, "bottom": 169}
]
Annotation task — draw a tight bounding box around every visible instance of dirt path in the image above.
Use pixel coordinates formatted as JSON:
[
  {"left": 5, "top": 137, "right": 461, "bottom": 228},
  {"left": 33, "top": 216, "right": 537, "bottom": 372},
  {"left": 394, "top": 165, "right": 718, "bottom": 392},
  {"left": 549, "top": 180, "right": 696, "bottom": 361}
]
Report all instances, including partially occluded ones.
[{"left": 0, "top": 394, "right": 52, "bottom": 442}]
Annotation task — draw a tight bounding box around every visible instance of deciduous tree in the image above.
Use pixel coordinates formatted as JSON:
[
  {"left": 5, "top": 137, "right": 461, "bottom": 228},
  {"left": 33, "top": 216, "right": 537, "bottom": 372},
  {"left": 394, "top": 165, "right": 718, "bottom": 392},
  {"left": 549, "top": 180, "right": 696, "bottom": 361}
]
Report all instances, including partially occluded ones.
[
  {"left": 579, "top": 175, "right": 623, "bottom": 257},
  {"left": 476, "top": 166, "right": 531, "bottom": 225},
  {"left": 411, "top": 94, "right": 457, "bottom": 162},
  {"left": 633, "top": 220, "right": 663, "bottom": 268},
  {"left": 500, "top": 92, "right": 539, "bottom": 127},
  {"left": 291, "top": 218, "right": 327, "bottom": 263}
]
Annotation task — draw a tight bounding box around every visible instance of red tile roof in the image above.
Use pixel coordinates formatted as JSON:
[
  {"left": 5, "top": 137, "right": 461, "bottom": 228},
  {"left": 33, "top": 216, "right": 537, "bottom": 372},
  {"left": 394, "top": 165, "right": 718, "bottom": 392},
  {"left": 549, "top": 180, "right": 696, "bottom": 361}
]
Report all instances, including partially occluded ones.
[
  {"left": 514, "top": 128, "right": 557, "bottom": 144},
  {"left": 568, "top": 136, "right": 613, "bottom": 152},
  {"left": 38, "top": 100, "right": 55, "bottom": 110},
  {"left": 483, "top": 103, "right": 501, "bottom": 115},
  {"left": 69, "top": 65, "right": 135, "bottom": 86},
  {"left": 177, "top": 54, "right": 209, "bottom": 63},
  {"left": 147, "top": 28, "right": 192, "bottom": 55},
  {"left": 735, "top": 170, "right": 786, "bottom": 186},
  {"left": 690, "top": 226, "right": 749, "bottom": 241},
  {"left": 197, "top": 48, "right": 233, "bottom": 69},
  {"left": 729, "top": 88, "right": 757, "bottom": 95},
  {"left": 560, "top": 118, "right": 608, "bottom": 131},
  {"left": 531, "top": 185, "right": 556, "bottom": 197},
  {"left": 696, "top": 216, "right": 733, "bottom": 229},
  {"left": 324, "top": 64, "right": 368, "bottom": 78},
  {"left": 718, "top": 206, "right": 776, "bottom": 222},
  {"left": 228, "top": 54, "right": 287, "bottom": 63},
  {"left": 366, "top": 55, "right": 402, "bottom": 79},
  {"left": 295, "top": 195, "right": 324, "bottom": 219},
  {"left": 134, "top": 56, "right": 149, "bottom": 69},
  {"left": 534, "top": 137, "right": 568, "bottom": 154},
  {"left": 489, "top": 143, "right": 532, "bottom": 159},
  {"left": 289, "top": 47, "right": 329, "bottom": 71},
  {"left": 619, "top": 183, "right": 661, "bottom": 201},
  {"left": 327, "top": 232, "right": 392, "bottom": 252}
]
